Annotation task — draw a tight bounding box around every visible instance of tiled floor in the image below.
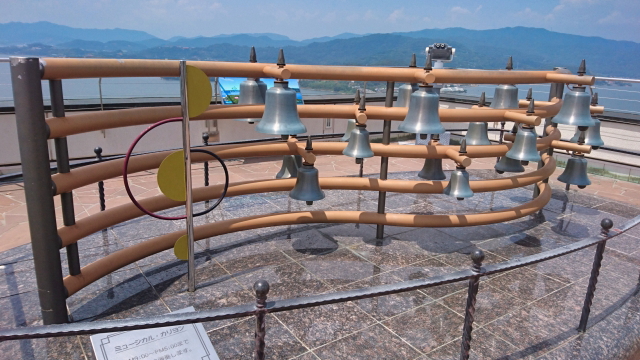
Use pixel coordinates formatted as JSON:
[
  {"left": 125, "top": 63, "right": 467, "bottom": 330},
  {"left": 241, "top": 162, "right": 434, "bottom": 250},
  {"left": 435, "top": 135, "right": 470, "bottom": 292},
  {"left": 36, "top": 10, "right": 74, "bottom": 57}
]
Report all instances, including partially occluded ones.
[{"left": 0, "top": 155, "right": 639, "bottom": 359}]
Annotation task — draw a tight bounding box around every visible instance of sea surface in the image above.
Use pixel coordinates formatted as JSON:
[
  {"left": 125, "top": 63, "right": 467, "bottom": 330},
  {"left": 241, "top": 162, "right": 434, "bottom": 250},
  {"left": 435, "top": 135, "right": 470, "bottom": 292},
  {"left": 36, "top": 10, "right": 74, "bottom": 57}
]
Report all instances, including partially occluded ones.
[{"left": 1, "top": 58, "right": 639, "bottom": 114}]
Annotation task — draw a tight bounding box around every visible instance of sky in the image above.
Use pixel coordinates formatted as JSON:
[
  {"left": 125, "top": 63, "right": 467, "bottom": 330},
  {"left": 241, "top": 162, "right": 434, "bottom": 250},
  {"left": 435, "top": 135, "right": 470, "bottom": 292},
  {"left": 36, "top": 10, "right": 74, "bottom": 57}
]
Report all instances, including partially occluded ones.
[{"left": 2, "top": 0, "right": 639, "bottom": 42}]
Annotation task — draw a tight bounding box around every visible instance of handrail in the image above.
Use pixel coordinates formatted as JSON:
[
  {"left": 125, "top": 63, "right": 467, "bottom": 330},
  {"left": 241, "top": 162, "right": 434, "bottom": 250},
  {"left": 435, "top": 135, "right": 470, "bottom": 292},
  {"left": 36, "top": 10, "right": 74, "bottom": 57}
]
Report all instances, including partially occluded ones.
[
  {"left": 38, "top": 57, "right": 595, "bottom": 85},
  {"left": 57, "top": 155, "right": 555, "bottom": 245},
  {"left": 0, "top": 209, "right": 634, "bottom": 341}
]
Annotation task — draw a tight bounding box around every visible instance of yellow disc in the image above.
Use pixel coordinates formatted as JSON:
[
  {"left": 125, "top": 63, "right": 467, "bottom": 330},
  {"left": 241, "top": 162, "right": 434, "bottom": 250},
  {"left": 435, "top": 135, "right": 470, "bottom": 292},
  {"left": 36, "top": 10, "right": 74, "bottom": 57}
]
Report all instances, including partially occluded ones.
[
  {"left": 157, "top": 150, "right": 186, "bottom": 201},
  {"left": 173, "top": 234, "right": 189, "bottom": 260},
  {"left": 186, "top": 65, "right": 212, "bottom": 118}
]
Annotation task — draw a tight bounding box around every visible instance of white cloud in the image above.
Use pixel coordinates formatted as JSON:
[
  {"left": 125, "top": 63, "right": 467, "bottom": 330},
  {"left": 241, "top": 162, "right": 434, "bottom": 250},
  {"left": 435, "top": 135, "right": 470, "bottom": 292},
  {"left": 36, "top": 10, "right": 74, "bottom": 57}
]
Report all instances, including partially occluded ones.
[
  {"left": 450, "top": 6, "right": 471, "bottom": 15},
  {"left": 388, "top": 8, "right": 405, "bottom": 22}
]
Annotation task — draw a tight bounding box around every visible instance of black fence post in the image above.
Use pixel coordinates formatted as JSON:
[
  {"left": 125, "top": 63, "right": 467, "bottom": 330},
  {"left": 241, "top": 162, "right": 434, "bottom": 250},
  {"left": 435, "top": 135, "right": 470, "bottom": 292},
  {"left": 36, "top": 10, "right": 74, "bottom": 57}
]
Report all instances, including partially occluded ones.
[
  {"left": 578, "top": 218, "right": 613, "bottom": 332},
  {"left": 460, "top": 249, "right": 485, "bottom": 360},
  {"left": 254, "top": 280, "right": 269, "bottom": 360},
  {"left": 94, "top": 147, "right": 106, "bottom": 211}
]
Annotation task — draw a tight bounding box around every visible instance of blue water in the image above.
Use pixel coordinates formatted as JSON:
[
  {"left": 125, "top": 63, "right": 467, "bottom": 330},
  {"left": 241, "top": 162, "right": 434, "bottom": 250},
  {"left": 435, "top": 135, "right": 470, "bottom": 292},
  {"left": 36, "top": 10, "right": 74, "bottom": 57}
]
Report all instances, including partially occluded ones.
[{"left": 2, "top": 59, "right": 639, "bottom": 114}]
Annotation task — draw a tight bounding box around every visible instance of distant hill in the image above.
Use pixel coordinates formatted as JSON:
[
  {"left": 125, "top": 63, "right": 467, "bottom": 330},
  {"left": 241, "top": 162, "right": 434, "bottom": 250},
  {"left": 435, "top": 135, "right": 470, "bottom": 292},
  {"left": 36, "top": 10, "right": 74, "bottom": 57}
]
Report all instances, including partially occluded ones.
[
  {"left": 1, "top": 22, "right": 638, "bottom": 78},
  {"left": 0, "top": 21, "right": 158, "bottom": 46}
]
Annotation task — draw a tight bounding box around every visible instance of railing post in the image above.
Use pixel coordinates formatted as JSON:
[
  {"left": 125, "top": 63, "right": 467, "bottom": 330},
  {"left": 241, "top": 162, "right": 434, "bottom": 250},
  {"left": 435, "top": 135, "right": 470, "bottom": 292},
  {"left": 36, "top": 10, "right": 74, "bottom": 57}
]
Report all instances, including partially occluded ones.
[
  {"left": 578, "top": 218, "right": 613, "bottom": 332},
  {"left": 460, "top": 249, "right": 485, "bottom": 360},
  {"left": 50, "top": 79, "right": 81, "bottom": 276},
  {"left": 376, "top": 81, "right": 394, "bottom": 239},
  {"left": 202, "top": 133, "right": 210, "bottom": 203},
  {"left": 10, "top": 57, "right": 68, "bottom": 324},
  {"left": 254, "top": 280, "right": 269, "bottom": 360},
  {"left": 94, "top": 147, "right": 106, "bottom": 211}
]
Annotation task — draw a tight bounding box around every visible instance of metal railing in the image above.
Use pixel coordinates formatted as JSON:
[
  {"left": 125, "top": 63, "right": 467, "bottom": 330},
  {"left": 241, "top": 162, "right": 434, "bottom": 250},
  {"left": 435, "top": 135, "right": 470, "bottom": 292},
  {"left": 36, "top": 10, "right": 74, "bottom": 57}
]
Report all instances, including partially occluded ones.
[{"left": 0, "top": 216, "right": 635, "bottom": 360}]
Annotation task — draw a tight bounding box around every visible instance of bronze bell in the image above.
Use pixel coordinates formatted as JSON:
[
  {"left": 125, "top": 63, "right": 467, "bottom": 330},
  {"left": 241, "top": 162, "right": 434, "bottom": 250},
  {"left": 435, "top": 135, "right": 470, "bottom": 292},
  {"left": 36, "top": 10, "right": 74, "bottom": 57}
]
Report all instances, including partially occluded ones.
[
  {"left": 506, "top": 125, "right": 541, "bottom": 162},
  {"left": 552, "top": 86, "right": 596, "bottom": 127},
  {"left": 398, "top": 84, "right": 445, "bottom": 135},
  {"left": 276, "top": 155, "right": 302, "bottom": 179},
  {"left": 495, "top": 156, "right": 525, "bottom": 174},
  {"left": 465, "top": 122, "right": 491, "bottom": 146},
  {"left": 443, "top": 166, "right": 474, "bottom": 200},
  {"left": 418, "top": 159, "right": 446, "bottom": 180},
  {"left": 558, "top": 155, "right": 591, "bottom": 189},
  {"left": 256, "top": 80, "right": 306, "bottom": 135},
  {"left": 236, "top": 78, "right": 267, "bottom": 123},
  {"left": 343, "top": 124, "right": 374, "bottom": 159},
  {"left": 491, "top": 84, "right": 519, "bottom": 109},
  {"left": 289, "top": 163, "right": 325, "bottom": 205}
]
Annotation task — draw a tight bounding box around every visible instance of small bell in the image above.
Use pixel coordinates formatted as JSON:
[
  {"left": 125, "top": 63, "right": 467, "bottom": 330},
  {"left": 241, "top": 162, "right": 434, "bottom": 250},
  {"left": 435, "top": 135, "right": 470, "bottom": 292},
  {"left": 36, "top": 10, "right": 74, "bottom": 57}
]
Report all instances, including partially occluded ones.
[
  {"left": 569, "top": 93, "right": 604, "bottom": 149},
  {"left": 506, "top": 124, "right": 541, "bottom": 162},
  {"left": 276, "top": 155, "right": 303, "bottom": 179},
  {"left": 342, "top": 90, "right": 361, "bottom": 141},
  {"left": 552, "top": 86, "right": 596, "bottom": 127},
  {"left": 343, "top": 124, "right": 374, "bottom": 159},
  {"left": 398, "top": 84, "right": 445, "bottom": 134},
  {"left": 236, "top": 79, "right": 267, "bottom": 123},
  {"left": 495, "top": 156, "right": 525, "bottom": 174},
  {"left": 491, "top": 84, "right": 519, "bottom": 109},
  {"left": 558, "top": 156, "right": 591, "bottom": 189},
  {"left": 395, "top": 83, "right": 419, "bottom": 107},
  {"left": 418, "top": 158, "right": 446, "bottom": 180},
  {"left": 256, "top": 80, "right": 306, "bottom": 135},
  {"left": 289, "top": 163, "right": 325, "bottom": 205},
  {"left": 443, "top": 166, "right": 473, "bottom": 200},
  {"left": 465, "top": 122, "right": 491, "bottom": 146}
]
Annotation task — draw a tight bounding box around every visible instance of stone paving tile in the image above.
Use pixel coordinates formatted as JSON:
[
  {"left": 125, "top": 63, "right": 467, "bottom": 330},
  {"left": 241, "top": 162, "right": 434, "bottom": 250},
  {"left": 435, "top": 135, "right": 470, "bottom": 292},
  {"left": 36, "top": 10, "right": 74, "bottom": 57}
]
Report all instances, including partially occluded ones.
[
  {"left": 0, "top": 336, "right": 87, "bottom": 360},
  {"left": 313, "top": 323, "right": 422, "bottom": 360},
  {"left": 205, "top": 315, "right": 308, "bottom": 360},
  {"left": 483, "top": 267, "right": 566, "bottom": 303},
  {"left": 381, "top": 302, "right": 463, "bottom": 354},
  {"left": 389, "top": 258, "right": 467, "bottom": 300},
  {"left": 296, "top": 248, "right": 381, "bottom": 288},
  {"left": 350, "top": 237, "right": 433, "bottom": 270}
]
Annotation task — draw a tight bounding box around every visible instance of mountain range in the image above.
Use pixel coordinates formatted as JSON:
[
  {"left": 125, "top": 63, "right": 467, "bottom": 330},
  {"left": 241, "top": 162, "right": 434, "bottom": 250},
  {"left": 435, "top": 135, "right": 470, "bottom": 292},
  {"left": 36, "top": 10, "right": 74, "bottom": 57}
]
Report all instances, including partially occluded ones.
[{"left": 1, "top": 21, "right": 638, "bottom": 78}]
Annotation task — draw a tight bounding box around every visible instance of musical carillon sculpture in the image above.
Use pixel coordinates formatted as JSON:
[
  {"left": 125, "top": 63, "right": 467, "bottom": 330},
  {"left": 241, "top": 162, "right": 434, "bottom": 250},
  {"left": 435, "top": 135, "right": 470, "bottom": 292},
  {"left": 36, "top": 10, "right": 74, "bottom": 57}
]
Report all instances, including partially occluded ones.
[{"left": 15, "top": 48, "right": 600, "bottom": 299}]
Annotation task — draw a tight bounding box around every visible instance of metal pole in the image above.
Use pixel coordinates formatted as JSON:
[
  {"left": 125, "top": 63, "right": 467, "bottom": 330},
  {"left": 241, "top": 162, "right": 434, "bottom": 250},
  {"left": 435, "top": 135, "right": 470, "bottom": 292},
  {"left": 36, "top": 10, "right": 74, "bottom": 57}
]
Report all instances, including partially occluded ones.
[
  {"left": 203, "top": 133, "right": 210, "bottom": 206},
  {"left": 459, "top": 250, "right": 484, "bottom": 360},
  {"left": 578, "top": 219, "right": 613, "bottom": 332},
  {"left": 94, "top": 147, "right": 106, "bottom": 211},
  {"left": 10, "top": 57, "right": 68, "bottom": 324},
  {"left": 50, "top": 80, "right": 81, "bottom": 276},
  {"left": 180, "top": 61, "right": 196, "bottom": 292},
  {"left": 376, "top": 81, "right": 394, "bottom": 239},
  {"left": 254, "top": 280, "right": 269, "bottom": 360}
]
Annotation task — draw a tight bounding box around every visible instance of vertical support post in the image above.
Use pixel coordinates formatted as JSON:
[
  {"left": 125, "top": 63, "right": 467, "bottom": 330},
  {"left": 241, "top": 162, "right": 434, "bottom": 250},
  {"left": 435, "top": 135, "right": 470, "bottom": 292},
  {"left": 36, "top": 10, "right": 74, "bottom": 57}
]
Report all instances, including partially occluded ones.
[
  {"left": 496, "top": 121, "right": 505, "bottom": 163},
  {"left": 180, "top": 61, "right": 196, "bottom": 292},
  {"left": 203, "top": 133, "right": 210, "bottom": 207},
  {"left": 376, "top": 81, "right": 394, "bottom": 239},
  {"left": 10, "top": 57, "right": 68, "bottom": 324},
  {"left": 94, "top": 147, "right": 106, "bottom": 211},
  {"left": 460, "top": 250, "right": 485, "bottom": 360},
  {"left": 50, "top": 79, "right": 81, "bottom": 276},
  {"left": 254, "top": 280, "right": 270, "bottom": 360},
  {"left": 578, "top": 218, "right": 613, "bottom": 332}
]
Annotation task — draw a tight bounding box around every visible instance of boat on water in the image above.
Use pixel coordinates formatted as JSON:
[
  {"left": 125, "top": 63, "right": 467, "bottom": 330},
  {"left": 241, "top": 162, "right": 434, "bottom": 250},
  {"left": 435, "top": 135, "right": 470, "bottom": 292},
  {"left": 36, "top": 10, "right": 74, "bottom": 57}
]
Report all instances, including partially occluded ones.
[{"left": 440, "top": 85, "right": 467, "bottom": 93}]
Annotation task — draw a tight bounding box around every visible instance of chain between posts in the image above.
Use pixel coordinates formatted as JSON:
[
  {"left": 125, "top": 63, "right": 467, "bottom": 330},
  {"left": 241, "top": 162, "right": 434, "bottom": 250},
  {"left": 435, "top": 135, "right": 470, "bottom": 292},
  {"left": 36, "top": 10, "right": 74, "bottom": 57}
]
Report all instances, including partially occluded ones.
[
  {"left": 460, "top": 250, "right": 485, "bottom": 360},
  {"left": 254, "top": 280, "right": 269, "bottom": 360},
  {"left": 578, "top": 218, "right": 613, "bottom": 332}
]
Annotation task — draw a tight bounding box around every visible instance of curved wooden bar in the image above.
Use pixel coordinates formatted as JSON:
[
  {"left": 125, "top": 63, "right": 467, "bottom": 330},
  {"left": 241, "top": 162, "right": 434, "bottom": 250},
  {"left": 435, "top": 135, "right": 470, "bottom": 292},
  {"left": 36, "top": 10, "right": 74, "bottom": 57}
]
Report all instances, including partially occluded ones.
[
  {"left": 58, "top": 155, "right": 554, "bottom": 246},
  {"left": 52, "top": 130, "right": 560, "bottom": 195},
  {"left": 46, "top": 101, "right": 563, "bottom": 139},
  {"left": 41, "top": 58, "right": 593, "bottom": 85},
  {"left": 62, "top": 182, "right": 551, "bottom": 295},
  {"left": 445, "top": 149, "right": 472, "bottom": 167}
]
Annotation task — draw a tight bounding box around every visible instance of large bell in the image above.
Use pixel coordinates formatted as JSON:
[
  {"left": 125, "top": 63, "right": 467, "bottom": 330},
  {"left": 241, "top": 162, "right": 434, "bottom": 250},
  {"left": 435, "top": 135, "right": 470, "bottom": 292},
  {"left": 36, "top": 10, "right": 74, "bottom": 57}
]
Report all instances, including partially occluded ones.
[
  {"left": 343, "top": 124, "right": 374, "bottom": 159},
  {"left": 395, "top": 83, "right": 419, "bottom": 107},
  {"left": 398, "top": 84, "right": 445, "bottom": 134},
  {"left": 465, "top": 122, "right": 491, "bottom": 146},
  {"left": 552, "top": 86, "right": 596, "bottom": 127},
  {"left": 506, "top": 125, "right": 541, "bottom": 162},
  {"left": 570, "top": 119, "right": 604, "bottom": 149},
  {"left": 289, "top": 163, "right": 325, "bottom": 204},
  {"left": 341, "top": 119, "right": 357, "bottom": 141},
  {"left": 276, "top": 155, "right": 303, "bottom": 179},
  {"left": 495, "top": 156, "right": 525, "bottom": 174},
  {"left": 443, "top": 166, "right": 473, "bottom": 200},
  {"left": 418, "top": 158, "right": 446, "bottom": 180},
  {"left": 256, "top": 80, "right": 306, "bottom": 135},
  {"left": 236, "top": 78, "right": 267, "bottom": 123},
  {"left": 491, "top": 84, "right": 519, "bottom": 109},
  {"left": 558, "top": 156, "right": 591, "bottom": 189}
]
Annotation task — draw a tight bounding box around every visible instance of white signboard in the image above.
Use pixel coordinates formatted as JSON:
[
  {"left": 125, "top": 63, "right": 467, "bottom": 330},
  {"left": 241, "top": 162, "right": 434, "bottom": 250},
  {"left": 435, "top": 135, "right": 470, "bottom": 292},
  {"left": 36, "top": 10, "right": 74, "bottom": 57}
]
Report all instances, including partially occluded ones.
[{"left": 90, "top": 307, "right": 219, "bottom": 360}]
